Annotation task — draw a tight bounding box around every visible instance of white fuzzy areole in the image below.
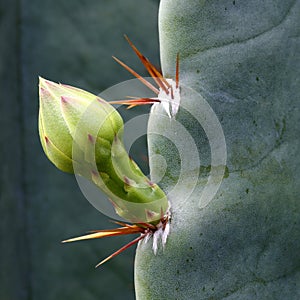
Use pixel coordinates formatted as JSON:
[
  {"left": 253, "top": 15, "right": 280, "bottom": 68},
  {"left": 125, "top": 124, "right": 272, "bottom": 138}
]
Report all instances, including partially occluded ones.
[
  {"left": 157, "top": 79, "right": 180, "bottom": 118},
  {"left": 151, "top": 203, "right": 172, "bottom": 254}
]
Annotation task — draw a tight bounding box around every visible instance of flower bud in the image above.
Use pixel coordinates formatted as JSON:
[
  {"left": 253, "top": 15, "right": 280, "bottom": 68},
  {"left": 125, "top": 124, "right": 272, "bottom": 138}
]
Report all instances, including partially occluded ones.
[
  {"left": 38, "top": 77, "right": 168, "bottom": 223},
  {"left": 39, "top": 77, "right": 123, "bottom": 172}
]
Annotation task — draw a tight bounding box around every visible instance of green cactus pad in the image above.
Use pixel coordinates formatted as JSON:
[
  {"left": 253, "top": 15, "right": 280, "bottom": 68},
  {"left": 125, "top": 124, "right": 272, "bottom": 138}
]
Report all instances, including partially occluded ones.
[{"left": 135, "top": 0, "right": 300, "bottom": 298}]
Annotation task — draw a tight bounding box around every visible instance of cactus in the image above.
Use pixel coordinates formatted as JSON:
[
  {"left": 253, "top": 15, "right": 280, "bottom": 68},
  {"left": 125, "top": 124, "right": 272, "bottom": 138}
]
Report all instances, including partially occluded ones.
[
  {"left": 38, "top": 35, "right": 178, "bottom": 265},
  {"left": 135, "top": 0, "right": 300, "bottom": 299},
  {"left": 39, "top": 76, "right": 169, "bottom": 225},
  {"left": 37, "top": 0, "right": 299, "bottom": 295}
]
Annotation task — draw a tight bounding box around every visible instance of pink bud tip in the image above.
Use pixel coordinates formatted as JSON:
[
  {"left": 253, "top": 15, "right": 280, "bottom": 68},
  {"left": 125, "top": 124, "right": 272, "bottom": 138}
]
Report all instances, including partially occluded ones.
[
  {"left": 60, "top": 83, "right": 77, "bottom": 90},
  {"left": 146, "top": 179, "right": 155, "bottom": 188},
  {"left": 108, "top": 198, "right": 118, "bottom": 209},
  {"left": 146, "top": 209, "right": 156, "bottom": 219},
  {"left": 61, "top": 96, "right": 69, "bottom": 104},
  {"left": 39, "top": 87, "right": 50, "bottom": 96},
  {"left": 124, "top": 176, "right": 131, "bottom": 186},
  {"left": 88, "top": 134, "right": 95, "bottom": 143},
  {"left": 44, "top": 79, "right": 58, "bottom": 88}
]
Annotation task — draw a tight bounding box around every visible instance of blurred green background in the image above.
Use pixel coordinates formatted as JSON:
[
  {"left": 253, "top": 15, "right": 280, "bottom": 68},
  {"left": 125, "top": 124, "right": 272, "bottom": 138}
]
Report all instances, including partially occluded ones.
[{"left": 0, "top": 1, "right": 160, "bottom": 299}]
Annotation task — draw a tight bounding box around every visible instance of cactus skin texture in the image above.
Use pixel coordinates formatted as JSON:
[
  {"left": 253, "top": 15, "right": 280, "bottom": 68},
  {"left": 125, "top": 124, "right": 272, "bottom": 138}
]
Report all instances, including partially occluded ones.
[
  {"left": 135, "top": 0, "right": 300, "bottom": 299},
  {"left": 39, "top": 77, "right": 168, "bottom": 224}
]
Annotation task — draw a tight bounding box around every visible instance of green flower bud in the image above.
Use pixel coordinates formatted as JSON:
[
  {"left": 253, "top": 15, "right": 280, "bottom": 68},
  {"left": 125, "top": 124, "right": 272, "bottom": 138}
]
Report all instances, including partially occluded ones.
[
  {"left": 38, "top": 77, "right": 168, "bottom": 223},
  {"left": 39, "top": 77, "right": 123, "bottom": 172}
]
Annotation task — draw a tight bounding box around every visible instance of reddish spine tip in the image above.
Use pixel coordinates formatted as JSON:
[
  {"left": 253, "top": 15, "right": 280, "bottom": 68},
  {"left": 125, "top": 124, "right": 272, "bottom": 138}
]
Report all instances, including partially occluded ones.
[
  {"left": 171, "top": 86, "right": 174, "bottom": 100},
  {"left": 44, "top": 136, "right": 49, "bottom": 144},
  {"left": 176, "top": 53, "right": 180, "bottom": 89}
]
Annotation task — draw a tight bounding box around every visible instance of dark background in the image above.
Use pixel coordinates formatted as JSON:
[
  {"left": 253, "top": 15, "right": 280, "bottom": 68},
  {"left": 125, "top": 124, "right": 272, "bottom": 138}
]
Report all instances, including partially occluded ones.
[{"left": 0, "top": 1, "right": 160, "bottom": 299}]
